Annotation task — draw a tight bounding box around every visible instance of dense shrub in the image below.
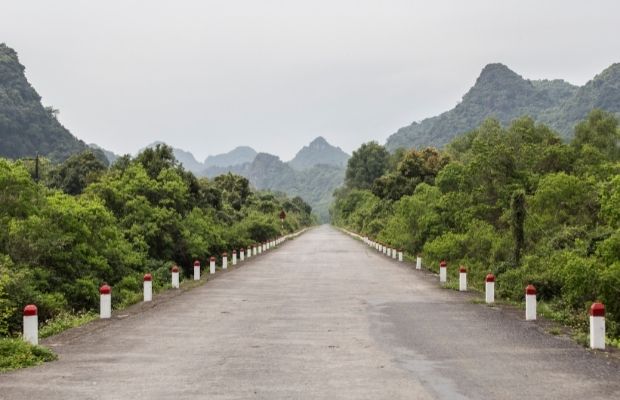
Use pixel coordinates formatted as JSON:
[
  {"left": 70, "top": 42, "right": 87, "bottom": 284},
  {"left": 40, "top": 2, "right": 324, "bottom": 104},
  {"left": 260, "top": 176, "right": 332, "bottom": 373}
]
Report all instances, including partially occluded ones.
[{"left": 333, "top": 111, "right": 620, "bottom": 339}]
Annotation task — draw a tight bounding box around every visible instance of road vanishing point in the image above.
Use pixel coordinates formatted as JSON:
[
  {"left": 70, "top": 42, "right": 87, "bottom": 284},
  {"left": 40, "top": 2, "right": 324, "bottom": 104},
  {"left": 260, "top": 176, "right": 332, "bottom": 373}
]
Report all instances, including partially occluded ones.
[{"left": 1, "top": 225, "right": 619, "bottom": 399}]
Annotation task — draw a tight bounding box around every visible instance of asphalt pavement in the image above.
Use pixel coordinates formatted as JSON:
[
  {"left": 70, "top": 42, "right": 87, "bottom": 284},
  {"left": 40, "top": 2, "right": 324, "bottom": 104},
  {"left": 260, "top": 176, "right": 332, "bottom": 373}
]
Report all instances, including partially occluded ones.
[{"left": 1, "top": 225, "right": 618, "bottom": 399}]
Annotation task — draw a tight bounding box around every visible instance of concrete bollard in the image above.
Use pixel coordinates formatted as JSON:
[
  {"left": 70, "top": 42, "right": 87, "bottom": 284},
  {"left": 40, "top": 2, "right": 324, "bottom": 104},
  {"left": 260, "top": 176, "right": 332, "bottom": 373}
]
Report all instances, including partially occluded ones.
[
  {"left": 392, "top": 248, "right": 397, "bottom": 260},
  {"left": 247, "top": 246, "right": 252, "bottom": 258},
  {"left": 22, "top": 304, "right": 38, "bottom": 345},
  {"left": 398, "top": 250, "right": 403, "bottom": 262},
  {"left": 210, "top": 257, "right": 216, "bottom": 274},
  {"left": 387, "top": 247, "right": 391, "bottom": 257},
  {"left": 240, "top": 248, "right": 245, "bottom": 261},
  {"left": 222, "top": 253, "right": 228, "bottom": 270},
  {"left": 100, "top": 284, "right": 112, "bottom": 319},
  {"left": 589, "top": 302, "right": 606, "bottom": 350},
  {"left": 416, "top": 255, "right": 422, "bottom": 270},
  {"left": 171, "top": 265, "right": 180, "bottom": 288},
  {"left": 439, "top": 261, "right": 447, "bottom": 283},
  {"left": 258, "top": 244, "right": 263, "bottom": 254},
  {"left": 525, "top": 285, "right": 536, "bottom": 320},
  {"left": 459, "top": 266, "right": 467, "bottom": 291},
  {"left": 253, "top": 244, "right": 257, "bottom": 256},
  {"left": 143, "top": 273, "right": 153, "bottom": 302},
  {"left": 485, "top": 274, "right": 495, "bottom": 304},
  {"left": 193, "top": 260, "right": 201, "bottom": 280},
  {"left": 233, "top": 250, "right": 237, "bottom": 265}
]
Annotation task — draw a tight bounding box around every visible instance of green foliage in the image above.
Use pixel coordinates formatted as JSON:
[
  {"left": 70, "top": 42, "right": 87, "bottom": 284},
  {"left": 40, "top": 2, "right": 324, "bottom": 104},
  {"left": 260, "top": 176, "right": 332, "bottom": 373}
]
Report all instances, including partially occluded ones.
[
  {"left": 0, "top": 338, "right": 57, "bottom": 372},
  {"left": 39, "top": 311, "right": 97, "bottom": 338},
  {"left": 207, "top": 152, "right": 338, "bottom": 222},
  {"left": 46, "top": 151, "right": 107, "bottom": 195},
  {"left": 335, "top": 112, "right": 620, "bottom": 339},
  {"left": 345, "top": 142, "right": 390, "bottom": 190},
  {"left": 511, "top": 190, "right": 526, "bottom": 264},
  {"left": 0, "top": 146, "right": 313, "bottom": 338}
]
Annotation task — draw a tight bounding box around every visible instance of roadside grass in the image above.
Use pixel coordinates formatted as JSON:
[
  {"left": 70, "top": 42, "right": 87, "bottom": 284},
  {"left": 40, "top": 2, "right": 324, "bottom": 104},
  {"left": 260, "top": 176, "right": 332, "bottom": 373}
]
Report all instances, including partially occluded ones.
[
  {"left": 39, "top": 311, "right": 98, "bottom": 339},
  {"left": 0, "top": 338, "right": 57, "bottom": 372}
]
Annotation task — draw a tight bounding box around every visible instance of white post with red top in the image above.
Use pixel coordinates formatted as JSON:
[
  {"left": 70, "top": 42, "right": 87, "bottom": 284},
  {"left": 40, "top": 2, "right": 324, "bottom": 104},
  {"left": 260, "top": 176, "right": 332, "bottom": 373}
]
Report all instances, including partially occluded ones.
[
  {"left": 240, "top": 248, "right": 245, "bottom": 261},
  {"left": 485, "top": 274, "right": 495, "bottom": 304},
  {"left": 222, "top": 253, "right": 228, "bottom": 270},
  {"left": 100, "top": 284, "right": 111, "bottom": 319},
  {"left": 171, "top": 265, "right": 180, "bottom": 288},
  {"left": 232, "top": 250, "right": 237, "bottom": 265},
  {"left": 525, "top": 285, "right": 536, "bottom": 320},
  {"left": 439, "top": 261, "right": 447, "bottom": 283},
  {"left": 143, "top": 273, "right": 152, "bottom": 302},
  {"left": 210, "top": 257, "right": 216, "bottom": 274},
  {"left": 193, "top": 260, "right": 201, "bottom": 280},
  {"left": 23, "top": 304, "right": 38, "bottom": 345},
  {"left": 590, "top": 302, "right": 606, "bottom": 350},
  {"left": 416, "top": 256, "right": 422, "bottom": 270},
  {"left": 459, "top": 266, "right": 467, "bottom": 291},
  {"left": 247, "top": 246, "right": 252, "bottom": 258}
]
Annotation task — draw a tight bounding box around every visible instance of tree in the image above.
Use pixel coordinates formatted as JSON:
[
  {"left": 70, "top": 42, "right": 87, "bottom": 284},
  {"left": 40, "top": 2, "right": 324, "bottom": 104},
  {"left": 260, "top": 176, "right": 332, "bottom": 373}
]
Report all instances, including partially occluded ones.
[
  {"left": 510, "top": 190, "right": 526, "bottom": 265},
  {"left": 572, "top": 109, "right": 620, "bottom": 161},
  {"left": 345, "top": 142, "right": 389, "bottom": 190},
  {"left": 46, "top": 151, "right": 107, "bottom": 195}
]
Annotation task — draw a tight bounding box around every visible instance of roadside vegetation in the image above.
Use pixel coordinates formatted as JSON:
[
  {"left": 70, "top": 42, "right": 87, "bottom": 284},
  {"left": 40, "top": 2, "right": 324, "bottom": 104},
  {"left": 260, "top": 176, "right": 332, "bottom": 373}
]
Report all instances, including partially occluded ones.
[
  {"left": 0, "top": 144, "right": 314, "bottom": 369},
  {"left": 332, "top": 110, "right": 620, "bottom": 342}
]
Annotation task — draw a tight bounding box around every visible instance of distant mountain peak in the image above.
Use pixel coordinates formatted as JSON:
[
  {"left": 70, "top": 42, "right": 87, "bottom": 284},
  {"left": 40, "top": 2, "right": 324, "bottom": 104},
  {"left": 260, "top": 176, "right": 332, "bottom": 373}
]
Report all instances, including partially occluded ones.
[
  {"left": 384, "top": 61, "right": 620, "bottom": 152},
  {"left": 204, "top": 146, "right": 257, "bottom": 168},
  {"left": 288, "top": 136, "right": 349, "bottom": 170},
  {"left": 309, "top": 136, "right": 329, "bottom": 146}
]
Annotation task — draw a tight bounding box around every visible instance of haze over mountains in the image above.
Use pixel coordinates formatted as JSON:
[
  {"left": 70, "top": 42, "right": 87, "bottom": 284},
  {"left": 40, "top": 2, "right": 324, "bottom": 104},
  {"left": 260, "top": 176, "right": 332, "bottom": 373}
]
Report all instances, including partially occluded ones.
[
  {"left": 3, "top": 41, "right": 620, "bottom": 221},
  {"left": 386, "top": 62, "right": 620, "bottom": 151}
]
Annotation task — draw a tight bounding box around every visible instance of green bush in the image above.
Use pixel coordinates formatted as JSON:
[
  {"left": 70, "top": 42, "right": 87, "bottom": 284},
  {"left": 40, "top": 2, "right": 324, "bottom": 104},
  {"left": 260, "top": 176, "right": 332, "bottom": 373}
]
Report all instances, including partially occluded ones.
[{"left": 0, "top": 338, "right": 57, "bottom": 372}]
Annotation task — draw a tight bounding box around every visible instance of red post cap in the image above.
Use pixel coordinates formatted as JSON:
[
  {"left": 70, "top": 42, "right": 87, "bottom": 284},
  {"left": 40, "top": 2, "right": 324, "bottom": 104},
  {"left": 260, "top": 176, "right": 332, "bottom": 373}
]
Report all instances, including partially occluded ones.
[
  {"left": 233, "top": 250, "right": 237, "bottom": 254},
  {"left": 440, "top": 261, "right": 447, "bottom": 267},
  {"left": 171, "top": 265, "right": 179, "bottom": 273},
  {"left": 525, "top": 284, "right": 536, "bottom": 295},
  {"left": 144, "top": 273, "right": 152, "bottom": 282},
  {"left": 222, "top": 252, "right": 227, "bottom": 257},
  {"left": 485, "top": 274, "right": 495, "bottom": 283},
  {"left": 459, "top": 266, "right": 467, "bottom": 273},
  {"left": 100, "top": 284, "right": 111, "bottom": 294},
  {"left": 590, "top": 302, "right": 605, "bottom": 317},
  {"left": 23, "top": 304, "right": 37, "bottom": 316},
  {"left": 210, "top": 256, "right": 215, "bottom": 262},
  {"left": 193, "top": 260, "right": 200, "bottom": 267}
]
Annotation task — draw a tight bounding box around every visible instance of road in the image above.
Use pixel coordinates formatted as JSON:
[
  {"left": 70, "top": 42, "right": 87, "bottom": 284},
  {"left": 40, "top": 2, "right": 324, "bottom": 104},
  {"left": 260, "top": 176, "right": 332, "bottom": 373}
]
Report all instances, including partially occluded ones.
[{"left": 1, "top": 225, "right": 619, "bottom": 399}]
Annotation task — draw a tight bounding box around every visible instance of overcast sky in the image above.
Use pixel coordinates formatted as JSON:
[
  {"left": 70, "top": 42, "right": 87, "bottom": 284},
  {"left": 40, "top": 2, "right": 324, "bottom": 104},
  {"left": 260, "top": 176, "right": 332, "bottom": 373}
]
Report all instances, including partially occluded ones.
[{"left": 2, "top": 0, "right": 619, "bottom": 161}]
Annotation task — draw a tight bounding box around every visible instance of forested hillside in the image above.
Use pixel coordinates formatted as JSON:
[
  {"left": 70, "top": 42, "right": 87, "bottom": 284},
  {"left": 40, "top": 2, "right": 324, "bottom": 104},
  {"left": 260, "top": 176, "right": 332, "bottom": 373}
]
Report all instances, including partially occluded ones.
[
  {"left": 0, "top": 144, "right": 314, "bottom": 337},
  {"left": 203, "top": 138, "right": 348, "bottom": 222},
  {"left": 386, "top": 63, "right": 620, "bottom": 151},
  {"left": 333, "top": 110, "right": 620, "bottom": 340},
  {"left": 0, "top": 44, "right": 104, "bottom": 163},
  {"left": 234, "top": 153, "right": 344, "bottom": 222}
]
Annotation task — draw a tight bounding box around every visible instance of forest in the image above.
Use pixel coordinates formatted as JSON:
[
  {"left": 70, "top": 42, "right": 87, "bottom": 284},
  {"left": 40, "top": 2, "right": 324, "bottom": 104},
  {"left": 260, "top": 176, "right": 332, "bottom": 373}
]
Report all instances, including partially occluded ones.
[
  {"left": 332, "top": 110, "right": 620, "bottom": 342},
  {"left": 0, "top": 144, "right": 314, "bottom": 344}
]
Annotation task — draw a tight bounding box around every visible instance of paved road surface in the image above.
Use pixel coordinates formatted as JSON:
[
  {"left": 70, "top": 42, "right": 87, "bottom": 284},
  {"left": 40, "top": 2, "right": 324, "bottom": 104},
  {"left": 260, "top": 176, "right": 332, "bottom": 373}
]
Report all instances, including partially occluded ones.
[{"left": 1, "top": 225, "right": 619, "bottom": 399}]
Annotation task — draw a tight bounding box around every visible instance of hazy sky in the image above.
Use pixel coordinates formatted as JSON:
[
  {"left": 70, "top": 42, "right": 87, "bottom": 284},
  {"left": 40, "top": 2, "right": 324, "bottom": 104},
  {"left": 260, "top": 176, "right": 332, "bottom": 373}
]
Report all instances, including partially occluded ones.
[{"left": 2, "top": 1, "right": 619, "bottom": 161}]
